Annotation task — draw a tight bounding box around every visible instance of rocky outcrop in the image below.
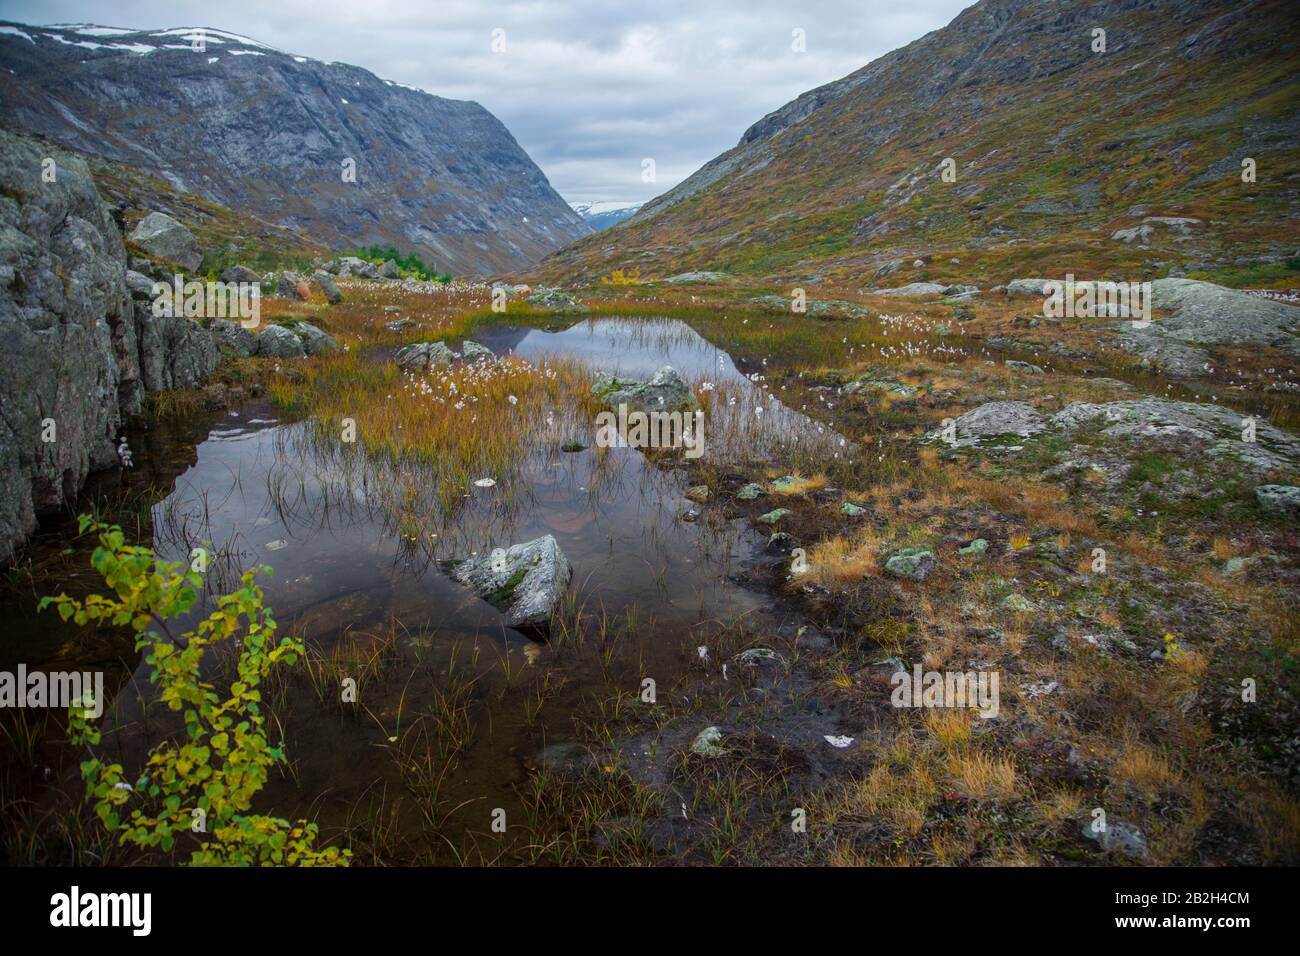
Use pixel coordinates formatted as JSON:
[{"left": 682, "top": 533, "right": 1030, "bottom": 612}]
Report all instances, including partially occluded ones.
[
  {"left": 281, "top": 320, "right": 337, "bottom": 356},
  {"left": 136, "top": 306, "right": 219, "bottom": 390},
  {"left": 869, "top": 282, "right": 947, "bottom": 297},
  {"left": 128, "top": 211, "right": 201, "bottom": 271},
  {"left": 0, "top": 129, "right": 220, "bottom": 560},
  {"left": 0, "top": 131, "right": 132, "bottom": 561},
  {"left": 448, "top": 535, "right": 573, "bottom": 628},
  {"left": 527, "top": 289, "right": 589, "bottom": 313},
  {"left": 931, "top": 401, "right": 1045, "bottom": 446},
  {"left": 1148, "top": 278, "right": 1300, "bottom": 353},
  {"left": 219, "top": 264, "right": 260, "bottom": 284}
]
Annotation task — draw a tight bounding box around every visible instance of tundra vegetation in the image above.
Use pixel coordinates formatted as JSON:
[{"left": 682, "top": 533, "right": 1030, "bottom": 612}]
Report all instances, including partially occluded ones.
[{"left": 4, "top": 270, "right": 1297, "bottom": 867}]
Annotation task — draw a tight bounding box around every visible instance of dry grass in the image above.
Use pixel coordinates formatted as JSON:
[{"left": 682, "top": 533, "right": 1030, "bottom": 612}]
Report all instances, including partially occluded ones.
[{"left": 950, "top": 750, "right": 1018, "bottom": 801}]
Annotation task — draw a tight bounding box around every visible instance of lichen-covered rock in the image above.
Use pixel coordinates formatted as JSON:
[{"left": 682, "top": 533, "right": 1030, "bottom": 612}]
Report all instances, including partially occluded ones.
[
  {"left": 1005, "top": 360, "right": 1044, "bottom": 374},
  {"left": 335, "top": 256, "right": 379, "bottom": 279},
  {"left": 461, "top": 340, "right": 496, "bottom": 362},
  {"left": 664, "top": 271, "right": 735, "bottom": 284},
  {"left": 884, "top": 548, "right": 936, "bottom": 580},
  {"left": 1080, "top": 818, "right": 1149, "bottom": 861},
  {"left": 870, "top": 282, "right": 947, "bottom": 296},
  {"left": 312, "top": 270, "right": 343, "bottom": 304},
  {"left": 379, "top": 259, "right": 400, "bottom": 279},
  {"left": 397, "top": 340, "right": 455, "bottom": 370},
  {"left": 932, "top": 401, "right": 1044, "bottom": 446},
  {"left": 1006, "top": 278, "right": 1053, "bottom": 296},
  {"left": 136, "top": 304, "right": 219, "bottom": 390},
  {"left": 128, "top": 211, "right": 201, "bottom": 272},
  {"left": 527, "top": 288, "right": 588, "bottom": 313},
  {"left": 1148, "top": 278, "right": 1300, "bottom": 353},
  {"left": 256, "top": 324, "right": 306, "bottom": 359},
  {"left": 1051, "top": 399, "right": 1300, "bottom": 470},
  {"left": 449, "top": 535, "right": 572, "bottom": 628},
  {"left": 220, "top": 264, "right": 261, "bottom": 284},
  {"left": 0, "top": 129, "right": 134, "bottom": 561},
  {"left": 282, "top": 320, "right": 337, "bottom": 355},
  {"left": 208, "top": 318, "right": 257, "bottom": 357},
  {"left": 275, "top": 271, "right": 305, "bottom": 299},
  {"left": 1256, "top": 484, "right": 1300, "bottom": 517},
  {"left": 124, "top": 269, "right": 155, "bottom": 298},
  {"left": 591, "top": 366, "right": 698, "bottom": 414}
]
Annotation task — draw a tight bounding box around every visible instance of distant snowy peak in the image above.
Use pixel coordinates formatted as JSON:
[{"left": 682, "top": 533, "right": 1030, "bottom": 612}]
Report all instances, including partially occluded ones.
[
  {"left": 569, "top": 200, "right": 644, "bottom": 231},
  {"left": 4, "top": 23, "right": 277, "bottom": 55}
]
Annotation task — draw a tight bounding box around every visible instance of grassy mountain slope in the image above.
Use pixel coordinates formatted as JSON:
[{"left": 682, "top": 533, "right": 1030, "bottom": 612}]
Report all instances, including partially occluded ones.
[{"left": 537, "top": 0, "right": 1300, "bottom": 288}]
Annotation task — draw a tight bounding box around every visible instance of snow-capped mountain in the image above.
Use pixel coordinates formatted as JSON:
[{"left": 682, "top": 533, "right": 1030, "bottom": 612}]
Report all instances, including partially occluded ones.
[{"left": 569, "top": 200, "right": 644, "bottom": 232}]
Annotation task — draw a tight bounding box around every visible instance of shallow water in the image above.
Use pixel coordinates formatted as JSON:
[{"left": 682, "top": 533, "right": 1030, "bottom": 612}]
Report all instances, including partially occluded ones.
[{"left": 4, "top": 316, "right": 838, "bottom": 861}]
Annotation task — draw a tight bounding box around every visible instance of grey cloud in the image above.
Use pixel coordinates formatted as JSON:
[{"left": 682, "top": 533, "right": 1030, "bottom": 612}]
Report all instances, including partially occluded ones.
[{"left": 3, "top": 0, "right": 972, "bottom": 204}]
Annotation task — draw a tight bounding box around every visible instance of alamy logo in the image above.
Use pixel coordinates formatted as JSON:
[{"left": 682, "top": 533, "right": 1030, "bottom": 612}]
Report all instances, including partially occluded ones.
[
  {"left": 1041, "top": 274, "right": 1151, "bottom": 326},
  {"left": 152, "top": 274, "right": 261, "bottom": 329},
  {"left": 0, "top": 665, "right": 103, "bottom": 718},
  {"left": 50, "top": 886, "right": 151, "bottom": 936},
  {"left": 890, "top": 665, "right": 1000, "bottom": 718},
  {"left": 594, "top": 403, "right": 705, "bottom": 459}
]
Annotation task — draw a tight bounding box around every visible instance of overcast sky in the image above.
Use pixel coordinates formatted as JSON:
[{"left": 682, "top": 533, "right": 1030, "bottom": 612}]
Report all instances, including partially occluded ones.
[{"left": 1, "top": 0, "right": 973, "bottom": 206}]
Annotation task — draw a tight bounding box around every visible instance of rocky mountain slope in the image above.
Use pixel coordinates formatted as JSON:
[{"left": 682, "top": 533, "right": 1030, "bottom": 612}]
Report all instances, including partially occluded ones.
[
  {"left": 0, "top": 23, "right": 589, "bottom": 275},
  {"left": 538, "top": 0, "right": 1299, "bottom": 287}
]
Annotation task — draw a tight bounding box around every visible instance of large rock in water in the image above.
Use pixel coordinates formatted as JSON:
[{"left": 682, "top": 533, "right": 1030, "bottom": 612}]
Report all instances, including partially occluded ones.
[
  {"left": 449, "top": 535, "right": 573, "bottom": 628},
  {"left": 128, "top": 212, "right": 201, "bottom": 272},
  {"left": 591, "top": 366, "right": 699, "bottom": 414}
]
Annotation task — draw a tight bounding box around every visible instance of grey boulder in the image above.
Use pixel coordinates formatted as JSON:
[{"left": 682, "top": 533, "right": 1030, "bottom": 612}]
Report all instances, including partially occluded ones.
[
  {"left": 220, "top": 264, "right": 261, "bottom": 284},
  {"left": 312, "top": 270, "right": 344, "bottom": 304},
  {"left": 461, "top": 340, "right": 496, "bottom": 362},
  {"left": 208, "top": 318, "right": 257, "bottom": 356},
  {"left": 592, "top": 366, "right": 698, "bottom": 414},
  {"left": 282, "top": 320, "right": 337, "bottom": 355},
  {"left": 397, "top": 340, "right": 455, "bottom": 370},
  {"left": 1256, "top": 484, "right": 1300, "bottom": 517},
  {"left": 449, "top": 535, "right": 573, "bottom": 628},
  {"left": 256, "top": 324, "right": 307, "bottom": 359},
  {"left": 128, "top": 212, "right": 201, "bottom": 272}
]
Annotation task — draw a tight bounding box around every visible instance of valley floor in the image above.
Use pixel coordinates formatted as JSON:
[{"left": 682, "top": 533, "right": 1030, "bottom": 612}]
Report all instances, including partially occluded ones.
[{"left": 3, "top": 276, "right": 1297, "bottom": 866}]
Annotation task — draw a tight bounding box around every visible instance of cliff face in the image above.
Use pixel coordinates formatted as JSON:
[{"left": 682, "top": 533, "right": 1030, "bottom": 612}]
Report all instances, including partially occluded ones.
[
  {"left": 536, "top": 0, "right": 1300, "bottom": 285},
  {"left": 0, "top": 128, "right": 225, "bottom": 562},
  {"left": 0, "top": 23, "right": 589, "bottom": 275}
]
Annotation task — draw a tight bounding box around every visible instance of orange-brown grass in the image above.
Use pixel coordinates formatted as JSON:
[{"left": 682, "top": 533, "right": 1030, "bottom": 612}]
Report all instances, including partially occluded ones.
[
  {"left": 950, "top": 750, "right": 1018, "bottom": 801},
  {"left": 270, "top": 348, "right": 597, "bottom": 514},
  {"left": 767, "top": 472, "right": 827, "bottom": 495}
]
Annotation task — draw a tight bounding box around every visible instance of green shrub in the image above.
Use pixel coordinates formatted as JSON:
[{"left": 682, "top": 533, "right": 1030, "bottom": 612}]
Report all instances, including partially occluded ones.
[
  {"left": 40, "top": 516, "right": 348, "bottom": 867},
  {"left": 344, "top": 244, "right": 450, "bottom": 282}
]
